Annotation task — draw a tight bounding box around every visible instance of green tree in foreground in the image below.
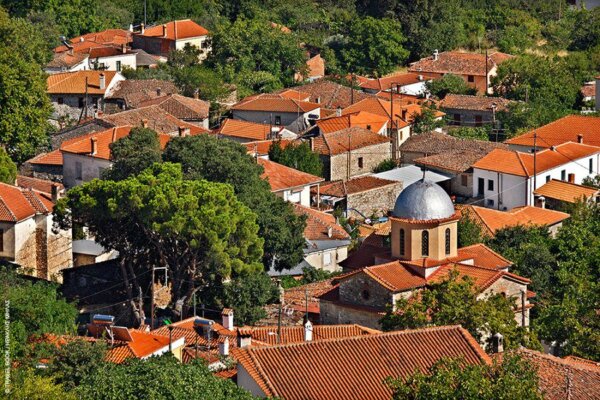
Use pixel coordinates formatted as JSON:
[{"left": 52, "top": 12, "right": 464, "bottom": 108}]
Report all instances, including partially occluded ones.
[
  {"left": 76, "top": 356, "right": 257, "bottom": 400},
  {"left": 426, "top": 74, "right": 475, "bottom": 99},
  {"left": 268, "top": 141, "right": 323, "bottom": 177},
  {"left": 7, "top": 368, "right": 76, "bottom": 400},
  {"left": 46, "top": 339, "right": 107, "bottom": 390},
  {"left": 0, "top": 146, "right": 17, "bottom": 184},
  {"left": 380, "top": 270, "right": 535, "bottom": 352},
  {"left": 104, "top": 127, "right": 162, "bottom": 181},
  {"left": 386, "top": 354, "right": 542, "bottom": 400},
  {"left": 163, "top": 135, "right": 306, "bottom": 272},
  {"left": 411, "top": 107, "right": 445, "bottom": 135}
]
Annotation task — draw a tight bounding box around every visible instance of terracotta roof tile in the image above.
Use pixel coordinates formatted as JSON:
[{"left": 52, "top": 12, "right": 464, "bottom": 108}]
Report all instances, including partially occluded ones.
[
  {"left": 106, "top": 79, "right": 178, "bottom": 108},
  {"left": 232, "top": 96, "right": 320, "bottom": 113},
  {"left": 55, "top": 29, "right": 132, "bottom": 52},
  {"left": 276, "top": 79, "right": 372, "bottom": 110},
  {"left": 362, "top": 260, "right": 426, "bottom": 291},
  {"left": 216, "top": 119, "right": 275, "bottom": 141},
  {"left": 258, "top": 158, "right": 323, "bottom": 192},
  {"left": 457, "top": 205, "right": 569, "bottom": 236},
  {"left": 239, "top": 324, "right": 379, "bottom": 346},
  {"left": 512, "top": 349, "right": 600, "bottom": 400},
  {"left": 0, "top": 183, "right": 39, "bottom": 222},
  {"left": 61, "top": 126, "right": 133, "bottom": 160},
  {"left": 358, "top": 72, "right": 433, "bottom": 91},
  {"left": 140, "top": 20, "right": 209, "bottom": 39},
  {"left": 534, "top": 179, "right": 599, "bottom": 203},
  {"left": 311, "top": 127, "right": 390, "bottom": 155},
  {"left": 581, "top": 81, "right": 596, "bottom": 98},
  {"left": 47, "top": 51, "right": 88, "bottom": 68},
  {"left": 233, "top": 325, "right": 491, "bottom": 399},
  {"left": 473, "top": 142, "right": 600, "bottom": 177},
  {"left": 318, "top": 176, "right": 397, "bottom": 197},
  {"left": 506, "top": 115, "right": 600, "bottom": 148},
  {"left": 317, "top": 111, "right": 388, "bottom": 134},
  {"left": 409, "top": 51, "right": 513, "bottom": 76},
  {"left": 292, "top": 204, "right": 350, "bottom": 240},
  {"left": 244, "top": 139, "right": 292, "bottom": 156},
  {"left": 440, "top": 94, "right": 512, "bottom": 111},
  {"left": 454, "top": 243, "right": 512, "bottom": 269},
  {"left": 47, "top": 71, "right": 119, "bottom": 95},
  {"left": 137, "top": 93, "right": 209, "bottom": 120},
  {"left": 27, "top": 150, "right": 64, "bottom": 166},
  {"left": 400, "top": 131, "right": 506, "bottom": 155}
]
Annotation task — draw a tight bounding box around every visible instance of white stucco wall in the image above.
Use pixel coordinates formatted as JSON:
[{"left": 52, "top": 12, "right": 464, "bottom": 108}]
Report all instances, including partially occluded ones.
[
  {"left": 175, "top": 36, "right": 211, "bottom": 60},
  {"left": 232, "top": 109, "right": 320, "bottom": 134},
  {"left": 279, "top": 185, "right": 311, "bottom": 207},
  {"left": 236, "top": 365, "right": 267, "bottom": 398},
  {"left": 62, "top": 152, "right": 113, "bottom": 188},
  {"left": 90, "top": 53, "right": 137, "bottom": 71}
]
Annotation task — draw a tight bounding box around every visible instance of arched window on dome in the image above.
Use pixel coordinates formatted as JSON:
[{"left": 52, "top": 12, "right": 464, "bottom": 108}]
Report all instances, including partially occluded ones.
[
  {"left": 445, "top": 228, "right": 451, "bottom": 255},
  {"left": 399, "top": 229, "right": 405, "bottom": 256},
  {"left": 421, "top": 230, "right": 429, "bottom": 257}
]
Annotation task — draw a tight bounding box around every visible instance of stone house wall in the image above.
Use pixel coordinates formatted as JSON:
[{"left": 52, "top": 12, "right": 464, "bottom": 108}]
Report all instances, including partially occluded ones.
[
  {"left": 338, "top": 273, "right": 393, "bottom": 309},
  {"left": 319, "top": 300, "right": 382, "bottom": 330},
  {"left": 347, "top": 182, "right": 403, "bottom": 218},
  {"left": 327, "top": 142, "right": 391, "bottom": 181}
]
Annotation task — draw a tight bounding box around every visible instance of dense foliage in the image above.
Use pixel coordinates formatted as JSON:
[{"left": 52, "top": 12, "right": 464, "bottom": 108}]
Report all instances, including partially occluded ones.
[
  {"left": 0, "top": 146, "right": 17, "bottom": 184},
  {"left": 387, "top": 354, "right": 542, "bottom": 400},
  {"left": 268, "top": 141, "right": 323, "bottom": 177},
  {"left": 104, "top": 127, "right": 162, "bottom": 181},
  {"left": 426, "top": 74, "right": 476, "bottom": 99}
]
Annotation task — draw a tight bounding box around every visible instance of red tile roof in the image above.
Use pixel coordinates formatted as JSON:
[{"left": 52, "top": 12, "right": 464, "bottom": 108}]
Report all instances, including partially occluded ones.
[
  {"left": 233, "top": 325, "right": 490, "bottom": 399},
  {"left": 232, "top": 96, "right": 320, "bottom": 113},
  {"left": 317, "top": 176, "right": 397, "bottom": 197},
  {"left": 105, "top": 79, "right": 178, "bottom": 108},
  {"left": 440, "top": 94, "right": 512, "bottom": 111},
  {"left": 47, "top": 51, "right": 88, "bottom": 68},
  {"left": 60, "top": 126, "right": 133, "bottom": 160},
  {"left": 581, "top": 81, "right": 596, "bottom": 98},
  {"left": 137, "top": 94, "right": 209, "bottom": 120},
  {"left": 244, "top": 139, "right": 292, "bottom": 156},
  {"left": 27, "top": 150, "right": 64, "bottom": 166},
  {"left": 409, "top": 51, "right": 513, "bottom": 76},
  {"left": 457, "top": 205, "right": 569, "bottom": 236},
  {"left": 357, "top": 72, "right": 433, "bottom": 91},
  {"left": 511, "top": 349, "right": 600, "bottom": 400},
  {"left": 534, "top": 179, "right": 599, "bottom": 203},
  {"left": 292, "top": 204, "right": 350, "bottom": 240},
  {"left": 258, "top": 158, "right": 323, "bottom": 192},
  {"left": 277, "top": 79, "right": 373, "bottom": 111},
  {"left": 55, "top": 29, "right": 132, "bottom": 52},
  {"left": 505, "top": 115, "right": 600, "bottom": 148},
  {"left": 454, "top": 243, "right": 513, "bottom": 269},
  {"left": 47, "top": 71, "right": 119, "bottom": 95},
  {"left": 103, "top": 330, "right": 177, "bottom": 364},
  {"left": 16, "top": 176, "right": 63, "bottom": 197},
  {"left": 473, "top": 142, "right": 600, "bottom": 177},
  {"left": 311, "top": 127, "right": 390, "bottom": 155},
  {"left": 140, "top": 20, "right": 209, "bottom": 40},
  {"left": 240, "top": 324, "right": 379, "bottom": 346},
  {"left": 0, "top": 183, "right": 41, "bottom": 222},
  {"left": 342, "top": 97, "right": 443, "bottom": 127},
  {"left": 216, "top": 119, "right": 276, "bottom": 141},
  {"left": 317, "top": 111, "right": 388, "bottom": 134}
]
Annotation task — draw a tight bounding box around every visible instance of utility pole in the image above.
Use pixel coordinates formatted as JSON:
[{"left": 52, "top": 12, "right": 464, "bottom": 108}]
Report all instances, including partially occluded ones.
[
  {"left": 533, "top": 129, "right": 537, "bottom": 206},
  {"left": 347, "top": 130, "right": 351, "bottom": 181},
  {"left": 484, "top": 49, "right": 489, "bottom": 95},
  {"left": 150, "top": 267, "right": 155, "bottom": 329},
  {"left": 304, "top": 288, "right": 309, "bottom": 323},
  {"left": 350, "top": 73, "right": 355, "bottom": 105},
  {"left": 84, "top": 77, "right": 89, "bottom": 119}
]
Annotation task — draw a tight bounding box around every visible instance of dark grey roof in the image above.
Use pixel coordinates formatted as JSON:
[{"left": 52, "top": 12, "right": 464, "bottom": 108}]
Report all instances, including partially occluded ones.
[{"left": 393, "top": 179, "right": 454, "bottom": 220}]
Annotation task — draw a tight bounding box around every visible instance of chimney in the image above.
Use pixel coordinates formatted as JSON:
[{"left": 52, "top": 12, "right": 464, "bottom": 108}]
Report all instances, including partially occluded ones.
[
  {"left": 99, "top": 73, "right": 106, "bottom": 90},
  {"left": 140, "top": 23, "right": 145, "bottom": 34},
  {"left": 193, "top": 89, "right": 199, "bottom": 100},
  {"left": 418, "top": 74, "right": 423, "bottom": 81},
  {"left": 222, "top": 308, "right": 234, "bottom": 331},
  {"left": 568, "top": 173, "right": 575, "bottom": 183},
  {"left": 111, "top": 127, "right": 117, "bottom": 142},
  {"left": 121, "top": 43, "right": 126, "bottom": 54},
  {"left": 327, "top": 226, "right": 333, "bottom": 238},
  {"left": 129, "top": 24, "right": 134, "bottom": 32},
  {"left": 433, "top": 49, "right": 439, "bottom": 61},
  {"left": 304, "top": 320, "right": 313, "bottom": 342},
  {"left": 178, "top": 126, "right": 190, "bottom": 137},
  {"left": 237, "top": 331, "right": 252, "bottom": 348},
  {"left": 68, "top": 48, "right": 73, "bottom": 56},
  {"left": 91, "top": 137, "right": 98, "bottom": 155},
  {"left": 401, "top": 109, "right": 407, "bottom": 120},
  {"left": 578, "top": 134, "right": 584, "bottom": 144},
  {"left": 162, "top": 24, "right": 167, "bottom": 38},
  {"left": 141, "top": 119, "right": 149, "bottom": 128},
  {"left": 156, "top": 87, "right": 162, "bottom": 97},
  {"left": 51, "top": 184, "right": 60, "bottom": 203},
  {"left": 536, "top": 195, "right": 546, "bottom": 209},
  {"left": 80, "top": 37, "right": 85, "bottom": 42},
  {"left": 336, "top": 106, "right": 342, "bottom": 117},
  {"left": 219, "top": 337, "right": 230, "bottom": 356},
  {"left": 491, "top": 332, "right": 504, "bottom": 353}
]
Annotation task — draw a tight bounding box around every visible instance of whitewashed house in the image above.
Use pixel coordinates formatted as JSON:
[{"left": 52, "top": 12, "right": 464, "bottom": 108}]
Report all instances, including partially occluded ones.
[
  {"left": 133, "top": 20, "right": 211, "bottom": 60},
  {"left": 472, "top": 142, "right": 600, "bottom": 210},
  {"left": 258, "top": 158, "right": 323, "bottom": 207}
]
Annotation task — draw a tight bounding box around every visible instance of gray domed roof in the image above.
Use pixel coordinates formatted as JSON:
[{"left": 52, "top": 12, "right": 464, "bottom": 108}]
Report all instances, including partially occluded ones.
[{"left": 393, "top": 180, "right": 454, "bottom": 220}]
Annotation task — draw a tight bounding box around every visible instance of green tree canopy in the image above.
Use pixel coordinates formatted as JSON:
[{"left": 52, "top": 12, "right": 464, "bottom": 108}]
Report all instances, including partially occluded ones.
[
  {"left": 163, "top": 135, "right": 306, "bottom": 272},
  {"left": 76, "top": 356, "right": 257, "bottom": 400},
  {"left": 104, "top": 127, "right": 162, "bottom": 181},
  {"left": 338, "top": 17, "right": 408, "bottom": 76},
  {"left": 372, "top": 159, "right": 397, "bottom": 174},
  {"left": 54, "top": 163, "right": 264, "bottom": 321},
  {"left": 426, "top": 74, "right": 476, "bottom": 99},
  {"left": 386, "top": 354, "right": 542, "bottom": 400},
  {"left": 0, "top": 146, "right": 17, "bottom": 184},
  {"left": 448, "top": 127, "right": 490, "bottom": 141},
  {"left": 457, "top": 213, "right": 484, "bottom": 248},
  {"left": 45, "top": 339, "right": 107, "bottom": 390},
  {"left": 380, "top": 270, "right": 535, "bottom": 352},
  {"left": 268, "top": 141, "right": 323, "bottom": 177}
]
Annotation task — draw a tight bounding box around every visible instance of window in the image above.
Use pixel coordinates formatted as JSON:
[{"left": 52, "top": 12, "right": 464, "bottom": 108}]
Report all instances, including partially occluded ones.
[
  {"left": 201, "top": 40, "right": 208, "bottom": 49},
  {"left": 116, "top": 61, "right": 122, "bottom": 71},
  {"left": 461, "top": 174, "right": 468, "bottom": 187},
  {"left": 475, "top": 115, "right": 483, "bottom": 127},
  {"left": 467, "top": 75, "right": 475, "bottom": 83},
  {"left": 361, "top": 289, "right": 370, "bottom": 300},
  {"left": 561, "top": 170, "right": 566, "bottom": 181},
  {"left": 78, "top": 97, "right": 84, "bottom": 108},
  {"left": 75, "top": 162, "right": 82, "bottom": 180},
  {"left": 98, "top": 62, "right": 105, "bottom": 70},
  {"left": 546, "top": 175, "right": 551, "bottom": 183},
  {"left": 366, "top": 124, "right": 372, "bottom": 131},
  {"left": 399, "top": 229, "right": 405, "bottom": 256},
  {"left": 445, "top": 228, "right": 451, "bottom": 255},
  {"left": 358, "top": 157, "right": 364, "bottom": 168},
  {"left": 590, "top": 158, "right": 594, "bottom": 174},
  {"left": 487, "top": 179, "right": 494, "bottom": 191},
  {"left": 57, "top": 97, "right": 64, "bottom": 105},
  {"left": 453, "top": 114, "right": 461, "bottom": 125},
  {"left": 0, "top": 229, "right": 3, "bottom": 252},
  {"left": 274, "top": 116, "right": 281, "bottom": 125},
  {"left": 486, "top": 199, "right": 495, "bottom": 207},
  {"left": 421, "top": 230, "right": 429, "bottom": 257},
  {"left": 323, "top": 252, "right": 331, "bottom": 266}
]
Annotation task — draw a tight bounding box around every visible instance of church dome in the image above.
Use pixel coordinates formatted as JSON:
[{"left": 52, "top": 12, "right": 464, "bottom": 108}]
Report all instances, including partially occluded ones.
[{"left": 392, "top": 180, "right": 455, "bottom": 220}]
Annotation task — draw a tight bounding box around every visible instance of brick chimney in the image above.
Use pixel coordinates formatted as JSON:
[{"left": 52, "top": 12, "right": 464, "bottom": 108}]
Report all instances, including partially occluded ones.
[
  {"left": 578, "top": 134, "right": 584, "bottom": 144},
  {"left": 193, "top": 89, "right": 199, "bottom": 100},
  {"left": 304, "top": 320, "right": 313, "bottom": 342},
  {"left": 99, "top": 73, "right": 106, "bottom": 90},
  {"left": 492, "top": 332, "right": 503, "bottom": 353},
  {"left": 178, "top": 126, "right": 190, "bottom": 137},
  {"left": 222, "top": 308, "right": 234, "bottom": 331},
  {"left": 219, "top": 337, "right": 229, "bottom": 356},
  {"left": 162, "top": 24, "right": 167, "bottom": 38},
  {"left": 91, "top": 137, "right": 98, "bottom": 155},
  {"left": 121, "top": 43, "right": 127, "bottom": 54},
  {"left": 140, "top": 23, "right": 145, "bottom": 34},
  {"left": 51, "top": 184, "right": 60, "bottom": 203},
  {"left": 568, "top": 173, "right": 575, "bottom": 183}
]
